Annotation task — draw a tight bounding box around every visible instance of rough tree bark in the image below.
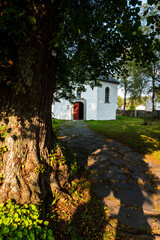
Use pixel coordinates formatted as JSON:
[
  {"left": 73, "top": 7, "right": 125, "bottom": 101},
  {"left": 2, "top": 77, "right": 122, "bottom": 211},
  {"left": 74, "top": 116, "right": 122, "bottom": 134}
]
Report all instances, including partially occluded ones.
[{"left": 0, "top": 1, "right": 68, "bottom": 205}]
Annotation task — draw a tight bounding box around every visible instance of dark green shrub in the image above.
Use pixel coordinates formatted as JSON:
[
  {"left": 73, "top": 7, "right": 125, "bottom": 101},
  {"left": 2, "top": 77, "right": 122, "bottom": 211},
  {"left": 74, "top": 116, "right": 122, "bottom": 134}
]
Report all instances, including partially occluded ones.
[{"left": 143, "top": 115, "right": 153, "bottom": 125}]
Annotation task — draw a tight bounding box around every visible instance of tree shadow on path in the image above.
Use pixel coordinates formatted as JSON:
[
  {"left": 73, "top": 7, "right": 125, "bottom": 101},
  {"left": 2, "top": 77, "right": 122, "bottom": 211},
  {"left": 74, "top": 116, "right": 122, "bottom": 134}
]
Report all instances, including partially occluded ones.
[{"left": 59, "top": 121, "right": 160, "bottom": 239}]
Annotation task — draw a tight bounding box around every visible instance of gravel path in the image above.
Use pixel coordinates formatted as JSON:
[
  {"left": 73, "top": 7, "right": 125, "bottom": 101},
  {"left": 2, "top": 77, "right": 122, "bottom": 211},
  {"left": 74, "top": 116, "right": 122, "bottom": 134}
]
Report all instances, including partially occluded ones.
[{"left": 59, "top": 121, "right": 160, "bottom": 239}]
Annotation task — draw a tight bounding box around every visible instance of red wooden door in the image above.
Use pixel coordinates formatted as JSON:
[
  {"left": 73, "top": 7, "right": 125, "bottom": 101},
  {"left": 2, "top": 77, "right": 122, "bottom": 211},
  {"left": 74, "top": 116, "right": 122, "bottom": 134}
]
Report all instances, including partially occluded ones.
[{"left": 74, "top": 102, "right": 79, "bottom": 120}]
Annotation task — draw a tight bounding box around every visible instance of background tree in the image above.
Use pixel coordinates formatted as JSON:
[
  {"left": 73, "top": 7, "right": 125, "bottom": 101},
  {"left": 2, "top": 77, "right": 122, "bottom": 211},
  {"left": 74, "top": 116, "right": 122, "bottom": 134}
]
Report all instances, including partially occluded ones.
[
  {"left": 0, "top": 0, "right": 145, "bottom": 205},
  {"left": 145, "top": 55, "right": 160, "bottom": 112},
  {"left": 124, "top": 96, "right": 149, "bottom": 110},
  {"left": 119, "top": 67, "right": 131, "bottom": 113},
  {"left": 119, "top": 59, "right": 148, "bottom": 113},
  {"left": 119, "top": 53, "right": 160, "bottom": 113},
  {"left": 139, "top": 0, "right": 160, "bottom": 112},
  {"left": 129, "top": 98, "right": 136, "bottom": 110},
  {"left": 118, "top": 96, "right": 124, "bottom": 109},
  {"left": 117, "top": 1, "right": 160, "bottom": 114}
]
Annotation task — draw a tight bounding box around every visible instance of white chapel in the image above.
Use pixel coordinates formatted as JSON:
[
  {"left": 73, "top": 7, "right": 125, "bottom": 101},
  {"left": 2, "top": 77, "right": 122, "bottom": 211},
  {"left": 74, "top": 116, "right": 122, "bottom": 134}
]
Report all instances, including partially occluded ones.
[{"left": 52, "top": 76, "right": 119, "bottom": 120}]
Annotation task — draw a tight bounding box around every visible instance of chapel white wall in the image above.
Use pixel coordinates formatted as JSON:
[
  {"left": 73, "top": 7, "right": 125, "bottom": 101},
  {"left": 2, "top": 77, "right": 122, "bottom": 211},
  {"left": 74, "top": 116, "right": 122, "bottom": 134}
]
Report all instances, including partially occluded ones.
[
  {"left": 80, "top": 85, "right": 97, "bottom": 120},
  {"left": 52, "top": 99, "right": 72, "bottom": 120},
  {"left": 97, "top": 81, "right": 118, "bottom": 120}
]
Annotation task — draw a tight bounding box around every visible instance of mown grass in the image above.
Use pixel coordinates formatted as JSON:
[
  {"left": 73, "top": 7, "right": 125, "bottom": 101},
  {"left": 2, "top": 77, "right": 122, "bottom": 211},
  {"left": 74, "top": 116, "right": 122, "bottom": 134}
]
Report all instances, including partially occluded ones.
[
  {"left": 86, "top": 116, "right": 160, "bottom": 162},
  {"left": 52, "top": 119, "right": 66, "bottom": 135}
]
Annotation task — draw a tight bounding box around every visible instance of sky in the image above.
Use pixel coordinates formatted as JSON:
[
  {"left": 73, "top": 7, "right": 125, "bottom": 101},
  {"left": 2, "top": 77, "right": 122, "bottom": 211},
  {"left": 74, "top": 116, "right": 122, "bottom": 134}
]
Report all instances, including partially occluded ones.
[{"left": 118, "top": 87, "right": 124, "bottom": 98}]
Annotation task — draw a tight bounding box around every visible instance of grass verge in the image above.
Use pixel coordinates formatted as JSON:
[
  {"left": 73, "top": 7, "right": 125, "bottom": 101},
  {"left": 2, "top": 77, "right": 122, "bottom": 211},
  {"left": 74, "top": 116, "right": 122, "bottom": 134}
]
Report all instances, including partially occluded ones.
[{"left": 86, "top": 116, "right": 160, "bottom": 163}]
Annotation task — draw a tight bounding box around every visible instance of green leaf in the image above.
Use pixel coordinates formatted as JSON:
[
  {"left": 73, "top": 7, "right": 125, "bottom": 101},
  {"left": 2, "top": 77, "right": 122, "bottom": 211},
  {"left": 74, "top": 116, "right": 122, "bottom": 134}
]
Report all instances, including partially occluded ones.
[
  {"left": 1, "top": 131, "right": 7, "bottom": 139},
  {"left": 2, "top": 217, "right": 10, "bottom": 225},
  {"left": 31, "top": 214, "right": 38, "bottom": 220},
  {"left": 21, "top": 214, "right": 26, "bottom": 221},
  {"left": 36, "top": 225, "right": 42, "bottom": 234},
  {"left": 28, "top": 16, "right": 36, "bottom": 25},
  {"left": 43, "top": 221, "right": 49, "bottom": 226},
  {"left": 48, "top": 229, "right": 53, "bottom": 236},
  {"left": 29, "top": 232, "right": 35, "bottom": 240},
  {"left": 48, "top": 237, "right": 55, "bottom": 240},
  {"left": 24, "top": 220, "right": 29, "bottom": 227},
  {"left": 18, "top": 10, "right": 26, "bottom": 17},
  {"left": 24, "top": 204, "right": 28, "bottom": 208},
  {"left": 17, "top": 231, "right": 23, "bottom": 238},
  {"left": 2, "top": 226, "right": 9, "bottom": 235},
  {"left": 27, "top": 219, "right": 32, "bottom": 226},
  {"left": 15, "top": 217, "right": 20, "bottom": 222},
  {"left": 29, "top": 204, "right": 37, "bottom": 211},
  {"left": 11, "top": 223, "right": 18, "bottom": 231},
  {"left": 23, "top": 229, "right": 28, "bottom": 235},
  {"left": 0, "top": 203, "right": 4, "bottom": 208},
  {"left": 14, "top": 213, "right": 19, "bottom": 218},
  {"left": 3, "top": 147, "right": 7, "bottom": 152},
  {"left": 0, "top": 125, "right": 5, "bottom": 131},
  {"left": 54, "top": 43, "right": 59, "bottom": 48},
  {"left": 41, "top": 233, "right": 47, "bottom": 239}
]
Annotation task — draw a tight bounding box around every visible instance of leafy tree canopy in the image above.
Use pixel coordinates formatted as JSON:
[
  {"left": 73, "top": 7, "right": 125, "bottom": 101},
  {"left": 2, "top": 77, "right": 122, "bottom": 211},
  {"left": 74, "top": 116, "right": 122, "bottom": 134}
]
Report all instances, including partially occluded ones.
[{"left": 0, "top": 0, "right": 145, "bottom": 102}]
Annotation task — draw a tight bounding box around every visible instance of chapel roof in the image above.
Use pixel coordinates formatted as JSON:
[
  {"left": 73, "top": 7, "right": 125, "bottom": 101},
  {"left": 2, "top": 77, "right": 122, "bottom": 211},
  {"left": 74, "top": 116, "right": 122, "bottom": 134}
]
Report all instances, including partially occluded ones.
[{"left": 97, "top": 76, "right": 119, "bottom": 84}]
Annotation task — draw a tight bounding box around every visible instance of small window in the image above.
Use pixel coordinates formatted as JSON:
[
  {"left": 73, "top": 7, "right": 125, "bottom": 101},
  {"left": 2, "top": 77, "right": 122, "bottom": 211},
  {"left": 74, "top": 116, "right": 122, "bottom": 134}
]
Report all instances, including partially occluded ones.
[
  {"left": 105, "top": 87, "right": 110, "bottom": 103},
  {"left": 77, "top": 89, "right": 81, "bottom": 98}
]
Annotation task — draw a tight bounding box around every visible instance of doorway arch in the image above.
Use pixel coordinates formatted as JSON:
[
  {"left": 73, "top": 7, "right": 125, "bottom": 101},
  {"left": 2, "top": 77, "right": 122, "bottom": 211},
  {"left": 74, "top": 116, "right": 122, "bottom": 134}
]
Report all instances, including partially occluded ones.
[{"left": 74, "top": 102, "right": 84, "bottom": 120}]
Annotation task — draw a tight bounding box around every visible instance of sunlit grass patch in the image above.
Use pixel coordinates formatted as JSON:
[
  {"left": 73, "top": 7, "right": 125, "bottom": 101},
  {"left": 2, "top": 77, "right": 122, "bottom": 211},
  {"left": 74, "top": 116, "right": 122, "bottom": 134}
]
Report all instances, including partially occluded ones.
[
  {"left": 140, "top": 135, "right": 159, "bottom": 150},
  {"left": 150, "top": 151, "right": 160, "bottom": 163},
  {"left": 87, "top": 116, "right": 160, "bottom": 162}
]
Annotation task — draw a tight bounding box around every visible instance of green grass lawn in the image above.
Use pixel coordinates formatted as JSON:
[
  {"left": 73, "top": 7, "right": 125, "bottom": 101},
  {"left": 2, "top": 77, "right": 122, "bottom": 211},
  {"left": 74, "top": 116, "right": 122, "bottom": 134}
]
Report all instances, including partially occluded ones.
[{"left": 86, "top": 116, "right": 160, "bottom": 161}]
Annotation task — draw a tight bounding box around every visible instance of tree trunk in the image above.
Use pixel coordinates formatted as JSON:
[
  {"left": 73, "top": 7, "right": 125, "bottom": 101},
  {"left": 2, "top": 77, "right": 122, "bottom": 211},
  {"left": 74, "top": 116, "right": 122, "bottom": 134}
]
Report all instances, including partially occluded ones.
[
  {"left": 0, "top": 1, "right": 68, "bottom": 205},
  {"left": 123, "top": 78, "right": 127, "bottom": 115},
  {"left": 152, "top": 67, "right": 156, "bottom": 114}
]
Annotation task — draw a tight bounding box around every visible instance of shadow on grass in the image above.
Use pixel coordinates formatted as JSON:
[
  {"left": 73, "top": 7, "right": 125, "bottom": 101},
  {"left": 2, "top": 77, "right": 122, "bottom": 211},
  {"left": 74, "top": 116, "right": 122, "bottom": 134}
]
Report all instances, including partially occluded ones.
[
  {"left": 68, "top": 185, "right": 107, "bottom": 239},
  {"left": 86, "top": 118, "right": 160, "bottom": 156},
  {"left": 108, "top": 132, "right": 160, "bottom": 155}
]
